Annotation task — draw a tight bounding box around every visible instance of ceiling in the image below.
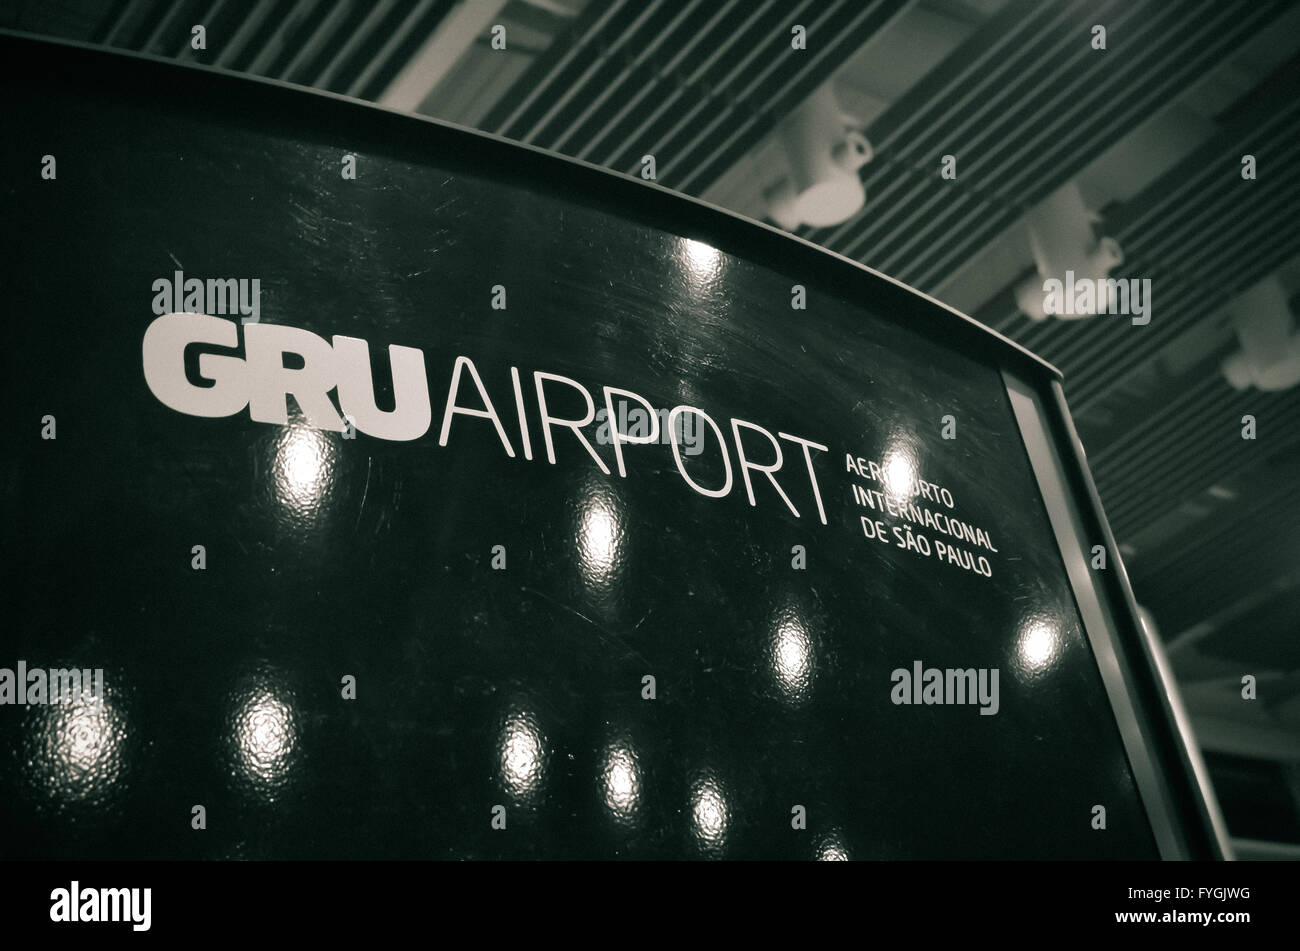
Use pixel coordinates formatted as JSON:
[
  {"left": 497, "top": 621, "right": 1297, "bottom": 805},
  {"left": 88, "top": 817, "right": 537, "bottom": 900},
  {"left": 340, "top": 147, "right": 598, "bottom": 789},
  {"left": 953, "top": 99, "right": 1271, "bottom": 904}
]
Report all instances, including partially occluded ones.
[{"left": 6, "top": 0, "right": 1299, "bottom": 850}]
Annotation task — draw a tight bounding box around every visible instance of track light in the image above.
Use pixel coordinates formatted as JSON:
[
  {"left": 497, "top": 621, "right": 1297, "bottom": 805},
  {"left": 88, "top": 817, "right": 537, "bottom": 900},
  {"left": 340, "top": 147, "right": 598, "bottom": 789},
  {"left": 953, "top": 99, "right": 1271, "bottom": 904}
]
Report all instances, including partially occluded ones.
[
  {"left": 765, "top": 82, "right": 872, "bottom": 230},
  {"left": 1222, "top": 275, "right": 1300, "bottom": 391},
  {"left": 1015, "top": 181, "right": 1124, "bottom": 320}
]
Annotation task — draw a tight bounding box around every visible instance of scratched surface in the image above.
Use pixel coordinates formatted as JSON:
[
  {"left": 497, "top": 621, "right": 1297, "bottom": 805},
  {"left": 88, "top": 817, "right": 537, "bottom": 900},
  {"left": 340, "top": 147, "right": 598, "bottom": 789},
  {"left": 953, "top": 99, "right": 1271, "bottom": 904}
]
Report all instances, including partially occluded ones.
[{"left": 0, "top": 42, "right": 1158, "bottom": 858}]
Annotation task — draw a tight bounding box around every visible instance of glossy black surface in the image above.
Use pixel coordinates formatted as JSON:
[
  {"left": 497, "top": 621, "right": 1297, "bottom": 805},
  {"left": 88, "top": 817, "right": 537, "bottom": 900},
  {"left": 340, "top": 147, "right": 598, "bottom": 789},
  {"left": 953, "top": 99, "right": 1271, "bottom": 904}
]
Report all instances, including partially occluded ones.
[{"left": 1, "top": 37, "right": 1158, "bottom": 859}]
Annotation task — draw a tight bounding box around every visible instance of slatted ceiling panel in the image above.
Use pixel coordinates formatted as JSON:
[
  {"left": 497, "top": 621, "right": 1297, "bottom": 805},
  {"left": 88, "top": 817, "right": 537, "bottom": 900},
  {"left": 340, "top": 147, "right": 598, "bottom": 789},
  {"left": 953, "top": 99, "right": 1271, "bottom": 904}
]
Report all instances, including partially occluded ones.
[
  {"left": 429, "top": 42, "right": 530, "bottom": 128},
  {"left": 1135, "top": 504, "right": 1300, "bottom": 645},
  {"left": 650, "top": 0, "right": 834, "bottom": 185},
  {"left": 100, "top": 0, "right": 213, "bottom": 61},
  {"left": 482, "top": 0, "right": 651, "bottom": 141},
  {"left": 89, "top": 0, "right": 177, "bottom": 47},
  {"left": 343, "top": 0, "right": 453, "bottom": 100},
  {"left": 1094, "top": 385, "right": 1300, "bottom": 538},
  {"left": 671, "top": 0, "right": 908, "bottom": 194},
  {"left": 135, "top": 0, "right": 189, "bottom": 52},
  {"left": 333, "top": 0, "right": 446, "bottom": 100},
  {"left": 0, "top": 0, "right": 122, "bottom": 42},
  {"left": 986, "top": 49, "right": 1300, "bottom": 369},
  {"left": 309, "top": 0, "right": 398, "bottom": 91},
  {"left": 1072, "top": 246, "right": 1300, "bottom": 409},
  {"left": 595, "top": 0, "right": 802, "bottom": 172},
  {"left": 1056, "top": 146, "right": 1300, "bottom": 387},
  {"left": 802, "top": 0, "right": 1290, "bottom": 293},
  {"left": 976, "top": 286, "right": 1027, "bottom": 334},
  {"left": 478, "top": 0, "right": 911, "bottom": 192},
  {"left": 1142, "top": 478, "right": 1300, "bottom": 595},
  {"left": 81, "top": 0, "right": 458, "bottom": 98},
  {"left": 1111, "top": 511, "right": 1300, "bottom": 633},
  {"left": 910, "top": 0, "right": 1276, "bottom": 290},
  {"left": 505, "top": 0, "right": 573, "bottom": 38},
  {"left": 500, "top": 0, "right": 727, "bottom": 147},
  {"left": 800, "top": 0, "right": 1055, "bottom": 250},
  {"left": 1051, "top": 115, "right": 1300, "bottom": 409},
  {"left": 271, "top": 0, "right": 355, "bottom": 83},
  {"left": 894, "top": 0, "right": 1265, "bottom": 289},
  {"left": 799, "top": 0, "right": 1083, "bottom": 249},
  {"left": 174, "top": 2, "right": 242, "bottom": 62},
  {"left": 1132, "top": 480, "right": 1300, "bottom": 607},
  {"left": 1201, "top": 588, "right": 1300, "bottom": 668},
  {"left": 208, "top": 0, "right": 281, "bottom": 68},
  {"left": 556, "top": 0, "right": 740, "bottom": 162},
  {"left": 1081, "top": 368, "right": 1292, "bottom": 535},
  {"left": 1087, "top": 372, "right": 1224, "bottom": 474},
  {"left": 242, "top": 0, "right": 326, "bottom": 76},
  {"left": 1144, "top": 524, "right": 1300, "bottom": 621}
]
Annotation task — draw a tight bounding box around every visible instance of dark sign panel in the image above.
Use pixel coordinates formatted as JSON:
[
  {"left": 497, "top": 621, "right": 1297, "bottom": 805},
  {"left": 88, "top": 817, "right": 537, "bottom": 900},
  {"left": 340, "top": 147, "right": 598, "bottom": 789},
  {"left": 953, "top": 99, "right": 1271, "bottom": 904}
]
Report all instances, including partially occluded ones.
[{"left": 0, "top": 35, "right": 1219, "bottom": 859}]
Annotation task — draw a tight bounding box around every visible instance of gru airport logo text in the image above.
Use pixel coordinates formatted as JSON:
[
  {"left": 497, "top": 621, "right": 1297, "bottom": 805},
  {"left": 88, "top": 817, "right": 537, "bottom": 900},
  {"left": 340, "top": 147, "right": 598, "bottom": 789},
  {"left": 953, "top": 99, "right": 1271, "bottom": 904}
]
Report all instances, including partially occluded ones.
[{"left": 143, "top": 313, "right": 830, "bottom": 523}]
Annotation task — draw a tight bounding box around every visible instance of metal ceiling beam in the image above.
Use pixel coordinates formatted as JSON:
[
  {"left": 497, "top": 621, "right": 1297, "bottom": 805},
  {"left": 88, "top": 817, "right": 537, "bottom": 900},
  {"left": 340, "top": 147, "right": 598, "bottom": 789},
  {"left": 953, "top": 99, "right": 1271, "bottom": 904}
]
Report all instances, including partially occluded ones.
[
  {"left": 518, "top": 0, "right": 668, "bottom": 144},
  {"left": 212, "top": 0, "right": 277, "bottom": 69},
  {"left": 554, "top": 0, "right": 707, "bottom": 156},
  {"left": 378, "top": 0, "right": 511, "bottom": 113},
  {"left": 312, "top": 0, "right": 394, "bottom": 89},
  {"left": 140, "top": 0, "right": 189, "bottom": 54},
  {"left": 493, "top": 0, "right": 628, "bottom": 136},
  {"left": 176, "top": 0, "right": 229, "bottom": 61},
  {"left": 101, "top": 0, "right": 149, "bottom": 47},
  {"left": 278, "top": 0, "right": 354, "bottom": 81},
  {"left": 245, "top": 0, "right": 320, "bottom": 75},
  {"left": 345, "top": 0, "right": 438, "bottom": 99},
  {"left": 583, "top": 0, "right": 749, "bottom": 165}
]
